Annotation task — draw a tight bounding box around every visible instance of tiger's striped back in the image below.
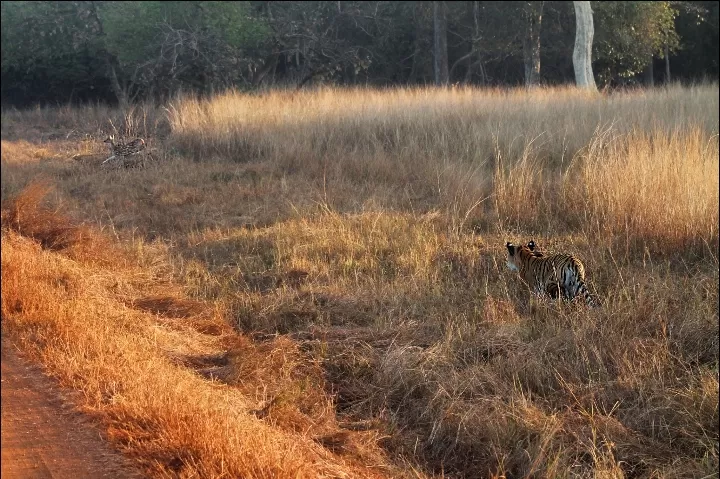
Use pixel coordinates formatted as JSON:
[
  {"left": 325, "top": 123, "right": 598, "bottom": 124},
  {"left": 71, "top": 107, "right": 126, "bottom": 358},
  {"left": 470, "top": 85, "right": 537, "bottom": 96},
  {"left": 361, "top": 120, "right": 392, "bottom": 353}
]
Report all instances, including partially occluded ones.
[{"left": 506, "top": 241, "right": 599, "bottom": 307}]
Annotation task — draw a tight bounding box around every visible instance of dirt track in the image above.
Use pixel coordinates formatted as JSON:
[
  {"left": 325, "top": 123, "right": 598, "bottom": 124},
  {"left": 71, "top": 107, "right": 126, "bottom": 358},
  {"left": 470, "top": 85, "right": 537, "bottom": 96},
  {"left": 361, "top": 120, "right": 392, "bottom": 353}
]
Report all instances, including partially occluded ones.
[{"left": 1, "top": 340, "right": 142, "bottom": 478}]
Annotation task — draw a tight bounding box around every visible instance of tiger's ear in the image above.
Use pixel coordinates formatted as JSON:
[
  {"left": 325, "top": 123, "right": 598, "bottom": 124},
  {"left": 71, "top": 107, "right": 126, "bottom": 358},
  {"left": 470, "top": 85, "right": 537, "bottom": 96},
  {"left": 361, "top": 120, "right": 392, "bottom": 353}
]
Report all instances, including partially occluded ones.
[{"left": 506, "top": 242, "right": 515, "bottom": 254}]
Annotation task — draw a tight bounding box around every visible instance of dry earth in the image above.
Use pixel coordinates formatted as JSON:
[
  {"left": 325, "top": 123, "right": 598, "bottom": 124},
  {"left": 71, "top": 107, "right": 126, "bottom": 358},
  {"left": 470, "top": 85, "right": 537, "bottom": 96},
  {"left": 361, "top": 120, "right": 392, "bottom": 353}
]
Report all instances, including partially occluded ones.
[{"left": 1, "top": 339, "right": 142, "bottom": 479}]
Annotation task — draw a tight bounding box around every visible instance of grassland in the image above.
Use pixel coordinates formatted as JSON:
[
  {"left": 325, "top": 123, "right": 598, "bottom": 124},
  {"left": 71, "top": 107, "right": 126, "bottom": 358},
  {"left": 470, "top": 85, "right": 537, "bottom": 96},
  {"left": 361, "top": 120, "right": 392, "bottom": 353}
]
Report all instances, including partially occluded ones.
[{"left": 1, "top": 84, "right": 718, "bottom": 478}]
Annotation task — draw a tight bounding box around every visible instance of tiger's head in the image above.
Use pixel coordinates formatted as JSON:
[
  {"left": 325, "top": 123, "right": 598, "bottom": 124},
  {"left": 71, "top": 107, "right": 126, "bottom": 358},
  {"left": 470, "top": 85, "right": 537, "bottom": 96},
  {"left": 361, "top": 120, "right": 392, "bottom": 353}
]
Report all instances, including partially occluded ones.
[
  {"left": 505, "top": 240, "right": 540, "bottom": 271},
  {"left": 527, "top": 240, "right": 544, "bottom": 257}
]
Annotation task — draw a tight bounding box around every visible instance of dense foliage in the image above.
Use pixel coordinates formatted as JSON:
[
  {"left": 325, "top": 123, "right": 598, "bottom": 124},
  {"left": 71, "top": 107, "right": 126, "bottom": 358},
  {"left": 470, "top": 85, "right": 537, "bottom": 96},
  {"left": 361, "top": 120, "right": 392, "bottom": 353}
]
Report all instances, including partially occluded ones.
[{"left": 1, "top": 1, "right": 717, "bottom": 106}]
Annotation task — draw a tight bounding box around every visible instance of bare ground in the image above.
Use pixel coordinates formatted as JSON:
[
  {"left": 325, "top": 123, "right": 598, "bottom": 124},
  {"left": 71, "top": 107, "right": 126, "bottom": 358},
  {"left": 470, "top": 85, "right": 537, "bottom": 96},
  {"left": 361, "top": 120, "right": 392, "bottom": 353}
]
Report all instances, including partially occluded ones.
[{"left": 1, "top": 339, "right": 142, "bottom": 479}]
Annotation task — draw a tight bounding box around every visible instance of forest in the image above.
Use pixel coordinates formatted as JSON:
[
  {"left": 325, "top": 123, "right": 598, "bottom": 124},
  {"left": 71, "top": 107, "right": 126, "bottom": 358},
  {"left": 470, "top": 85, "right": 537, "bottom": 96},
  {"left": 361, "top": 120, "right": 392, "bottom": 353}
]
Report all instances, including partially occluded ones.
[{"left": 1, "top": 1, "right": 718, "bottom": 107}]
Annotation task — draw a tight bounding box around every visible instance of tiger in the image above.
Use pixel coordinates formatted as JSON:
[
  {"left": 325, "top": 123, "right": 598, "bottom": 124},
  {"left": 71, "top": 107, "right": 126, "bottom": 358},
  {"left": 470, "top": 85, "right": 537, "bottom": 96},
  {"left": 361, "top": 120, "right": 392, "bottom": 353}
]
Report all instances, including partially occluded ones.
[
  {"left": 505, "top": 240, "right": 599, "bottom": 307},
  {"left": 526, "top": 240, "right": 543, "bottom": 257}
]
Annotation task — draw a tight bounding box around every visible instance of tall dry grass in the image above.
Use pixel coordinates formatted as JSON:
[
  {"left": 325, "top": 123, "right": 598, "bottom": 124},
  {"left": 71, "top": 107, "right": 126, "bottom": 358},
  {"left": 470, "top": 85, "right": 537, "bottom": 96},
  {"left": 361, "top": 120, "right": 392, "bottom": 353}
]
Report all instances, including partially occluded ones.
[
  {"left": 1, "top": 101, "right": 166, "bottom": 142},
  {"left": 167, "top": 84, "right": 718, "bottom": 249},
  {"left": 1, "top": 84, "right": 718, "bottom": 478},
  {"left": 578, "top": 126, "right": 719, "bottom": 252},
  {"left": 1, "top": 186, "right": 404, "bottom": 478}
]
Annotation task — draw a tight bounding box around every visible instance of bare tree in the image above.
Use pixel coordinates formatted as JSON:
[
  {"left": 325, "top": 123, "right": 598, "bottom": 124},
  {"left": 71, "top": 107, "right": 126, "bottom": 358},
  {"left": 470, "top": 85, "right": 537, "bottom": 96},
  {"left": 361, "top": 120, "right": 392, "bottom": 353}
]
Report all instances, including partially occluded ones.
[
  {"left": 572, "top": 1, "right": 597, "bottom": 91},
  {"left": 523, "top": 1, "right": 544, "bottom": 87},
  {"left": 433, "top": 1, "right": 449, "bottom": 85},
  {"left": 469, "top": 0, "right": 485, "bottom": 84},
  {"left": 449, "top": 1, "right": 484, "bottom": 85}
]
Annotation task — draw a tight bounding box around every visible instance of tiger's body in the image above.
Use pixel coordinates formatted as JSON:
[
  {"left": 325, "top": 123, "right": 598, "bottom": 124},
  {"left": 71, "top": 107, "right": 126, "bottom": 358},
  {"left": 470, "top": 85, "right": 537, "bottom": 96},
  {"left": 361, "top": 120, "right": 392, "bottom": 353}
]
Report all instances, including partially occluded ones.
[
  {"left": 506, "top": 241, "right": 599, "bottom": 307},
  {"left": 102, "top": 136, "right": 146, "bottom": 165}
]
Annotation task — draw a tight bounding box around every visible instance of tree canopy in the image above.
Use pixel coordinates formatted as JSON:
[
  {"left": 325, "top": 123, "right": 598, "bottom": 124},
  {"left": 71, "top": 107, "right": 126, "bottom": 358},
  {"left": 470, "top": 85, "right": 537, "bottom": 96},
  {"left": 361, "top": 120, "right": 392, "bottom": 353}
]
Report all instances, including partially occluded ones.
[{"left": 1, "top": 1, "right": 717, "bottom": 107}]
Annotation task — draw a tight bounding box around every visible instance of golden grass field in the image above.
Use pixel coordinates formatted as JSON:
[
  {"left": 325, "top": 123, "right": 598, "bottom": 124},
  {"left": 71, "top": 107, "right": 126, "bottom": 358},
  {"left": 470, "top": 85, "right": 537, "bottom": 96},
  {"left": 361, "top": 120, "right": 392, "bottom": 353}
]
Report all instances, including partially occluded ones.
[{"left": 1, "top": 84, "right": 718, "bottom": 478}]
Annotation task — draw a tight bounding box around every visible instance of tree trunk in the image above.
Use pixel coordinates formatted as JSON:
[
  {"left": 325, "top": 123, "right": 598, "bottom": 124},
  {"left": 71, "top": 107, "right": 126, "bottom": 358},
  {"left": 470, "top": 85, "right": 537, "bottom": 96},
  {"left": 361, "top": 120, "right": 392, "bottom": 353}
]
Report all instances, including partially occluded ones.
[
  {"left": 464, "top": 0, "right": 481, "bottom": 84},
  {"left": 572, "top": 1, "right": 597, "bottom": 91},
  {"left": 87, "top": 2, "right": 131, "bottom": 107},
  {"left": 252, "top": 54, "right": 279, "bottom": 87},
  {"left": 433, "top": 1, "right": 449, "bottom": 86},
  {"left": 478, "top": 59, "right": 487, "bottom": 85},
  {"left": 665, "top": 44, "right": 671, "bottom": 84},
  {"left": 408, "top": 2, "right": 422, "bottom": 84},
  {"left": 108, "top": 65, "right": 129, "bottom": 109},
  {"left": 523, "top": 2, "right": 544, "bottom": 87},
  {"left": 644, "top": 55, "right": 654, "bottom": 87}
]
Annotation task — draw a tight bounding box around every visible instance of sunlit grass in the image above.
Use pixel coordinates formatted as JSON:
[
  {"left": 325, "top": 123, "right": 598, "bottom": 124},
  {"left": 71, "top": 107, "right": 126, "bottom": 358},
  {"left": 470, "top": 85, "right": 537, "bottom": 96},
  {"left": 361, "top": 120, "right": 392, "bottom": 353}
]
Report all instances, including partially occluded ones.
[{"left": 1, "top": 83, "right": 718, "bottom": 478}]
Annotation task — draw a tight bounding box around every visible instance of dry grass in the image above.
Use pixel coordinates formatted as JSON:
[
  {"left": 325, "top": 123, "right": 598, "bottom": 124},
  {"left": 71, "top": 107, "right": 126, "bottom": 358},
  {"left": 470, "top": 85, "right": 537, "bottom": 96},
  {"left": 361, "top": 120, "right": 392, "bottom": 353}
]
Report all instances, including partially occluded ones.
[
  {"left": 1, "top": 180, "right": 120, "bottom": 264},
  {"left": 1, "top": 84, "right": 718, "bottom": 478},
  {"left": 1, "top": 188, "right": 402, "bottom": 478}
]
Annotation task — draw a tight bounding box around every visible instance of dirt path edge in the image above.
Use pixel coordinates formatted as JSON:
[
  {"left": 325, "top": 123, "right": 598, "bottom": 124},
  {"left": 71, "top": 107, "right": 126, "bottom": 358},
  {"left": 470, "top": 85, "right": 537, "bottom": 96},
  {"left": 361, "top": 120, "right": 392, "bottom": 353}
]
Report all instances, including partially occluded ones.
[{"left": 1, "top": 339, "right": 143, "bottom": 479}]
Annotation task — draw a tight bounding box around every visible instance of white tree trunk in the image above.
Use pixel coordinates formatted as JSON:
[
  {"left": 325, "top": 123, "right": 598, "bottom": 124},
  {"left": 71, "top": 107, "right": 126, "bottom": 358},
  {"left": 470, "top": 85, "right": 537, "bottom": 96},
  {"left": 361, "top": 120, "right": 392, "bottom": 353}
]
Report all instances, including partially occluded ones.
[{"left": 572, "top": 1, "right": 597, "bottom": 91}]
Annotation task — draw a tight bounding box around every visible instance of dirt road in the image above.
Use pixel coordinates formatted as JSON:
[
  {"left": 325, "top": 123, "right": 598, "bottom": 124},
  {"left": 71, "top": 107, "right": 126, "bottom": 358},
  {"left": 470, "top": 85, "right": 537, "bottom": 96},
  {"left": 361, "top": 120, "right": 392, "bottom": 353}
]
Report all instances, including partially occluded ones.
[{"left": 1, "top": 340, "right": 142, "bottom": 478}]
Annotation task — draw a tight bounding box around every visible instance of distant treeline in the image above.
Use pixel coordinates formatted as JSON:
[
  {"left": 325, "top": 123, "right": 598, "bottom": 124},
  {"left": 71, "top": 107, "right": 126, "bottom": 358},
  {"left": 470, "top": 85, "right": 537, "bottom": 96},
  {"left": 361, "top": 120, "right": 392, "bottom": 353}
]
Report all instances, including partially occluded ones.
[{"left": 1, "top": 1, "right": 718, "bottom": 107}]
